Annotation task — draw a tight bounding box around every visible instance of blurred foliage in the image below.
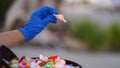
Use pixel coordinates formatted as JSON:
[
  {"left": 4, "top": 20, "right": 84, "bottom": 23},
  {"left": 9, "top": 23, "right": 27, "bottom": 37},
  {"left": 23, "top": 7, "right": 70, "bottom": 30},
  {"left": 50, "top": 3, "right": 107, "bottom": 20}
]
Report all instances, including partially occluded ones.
[
  {"left": 107, "top": 21, "right": 120, "bottom": 52},
  {"left": 70, "top": 19, "right": 120, "bottom": 52}
]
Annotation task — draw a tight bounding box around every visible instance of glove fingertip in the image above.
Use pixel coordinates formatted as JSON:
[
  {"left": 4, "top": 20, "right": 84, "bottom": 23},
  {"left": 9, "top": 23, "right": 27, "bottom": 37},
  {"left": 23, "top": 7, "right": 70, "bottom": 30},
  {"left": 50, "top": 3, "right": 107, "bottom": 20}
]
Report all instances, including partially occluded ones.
[
  {"left": 50, "top": 15, "right": 58, "bottom": 24},
  {"left": 43, "top": 6, "right": 58, "bottom": 15}
]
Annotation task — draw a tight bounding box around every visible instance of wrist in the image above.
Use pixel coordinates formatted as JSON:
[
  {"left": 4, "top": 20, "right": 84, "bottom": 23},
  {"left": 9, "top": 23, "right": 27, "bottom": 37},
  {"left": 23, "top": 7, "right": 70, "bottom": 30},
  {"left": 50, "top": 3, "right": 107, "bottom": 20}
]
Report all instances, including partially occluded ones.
[{"left": 18, "top": 20, "right": 49, "bottom": 42}]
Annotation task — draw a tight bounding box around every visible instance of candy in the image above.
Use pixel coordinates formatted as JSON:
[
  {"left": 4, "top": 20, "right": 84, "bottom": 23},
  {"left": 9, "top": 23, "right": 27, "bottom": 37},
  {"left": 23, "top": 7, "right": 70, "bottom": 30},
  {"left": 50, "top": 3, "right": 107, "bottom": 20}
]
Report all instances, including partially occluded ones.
[
  {"left": 30, "top": 62, "right": 37, "bottom": 68},
  {"left": 38, "top": 61, "right": 46, "bottom": 66},
  {"left": 53, "top": 14, "right": 67, "bottom": 23},
  {"left": 22, "top": 59, "right": 28, "bottom": 65},
  {"left": 49, "top": 56, "right": 59, "bottom": 62},
  {"left": 44, "top": 61, "right": 54, "bottom": 68},
  {"left": 55, "top": 60, "right": 66, "bottom": 65},
  {"left": 10, "top": 64, "right": 19, "bottom": 68},
  {"left": 36, "top": 65, "right": 41, "bottom": 68},
  {"left": 10, "top": 60, "right": 19, "bottom": 68},
  {"left": 9, "top": 55, "right": 78, "bottom": 68},
  {"left": 54, "top": 63, "right": 65, "bottom": 68},
  {"left": 18, "top": 56, "right": 26, "bottom": 63}
]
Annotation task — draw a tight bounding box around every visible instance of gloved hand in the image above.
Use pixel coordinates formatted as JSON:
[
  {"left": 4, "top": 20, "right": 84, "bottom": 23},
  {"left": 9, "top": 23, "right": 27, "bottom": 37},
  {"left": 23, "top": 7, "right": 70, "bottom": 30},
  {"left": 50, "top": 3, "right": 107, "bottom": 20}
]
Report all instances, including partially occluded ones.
[{"left": 18, "top": 6, "right": 58, "bottom": 41}]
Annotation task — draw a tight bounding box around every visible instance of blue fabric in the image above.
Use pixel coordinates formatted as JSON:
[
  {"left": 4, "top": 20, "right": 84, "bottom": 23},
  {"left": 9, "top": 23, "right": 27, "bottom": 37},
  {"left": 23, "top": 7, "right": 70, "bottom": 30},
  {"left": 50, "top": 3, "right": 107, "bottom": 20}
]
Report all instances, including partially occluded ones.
[{"left": 18, "top": 6, "right": 58, "bottom": 41}]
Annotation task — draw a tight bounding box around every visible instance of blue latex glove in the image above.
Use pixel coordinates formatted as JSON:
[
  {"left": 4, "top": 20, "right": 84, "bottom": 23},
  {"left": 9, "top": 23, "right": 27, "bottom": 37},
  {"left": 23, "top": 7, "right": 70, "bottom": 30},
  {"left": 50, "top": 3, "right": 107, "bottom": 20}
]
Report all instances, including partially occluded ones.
[{"left": 18, "top": 6, "right": 58, "bottom": 41}]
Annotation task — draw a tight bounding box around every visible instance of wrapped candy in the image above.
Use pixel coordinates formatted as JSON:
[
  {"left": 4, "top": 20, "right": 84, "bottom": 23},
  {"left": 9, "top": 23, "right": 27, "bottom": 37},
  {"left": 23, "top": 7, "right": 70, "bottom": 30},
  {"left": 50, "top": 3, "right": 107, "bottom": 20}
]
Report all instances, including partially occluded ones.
[
  {"left": 49, "top": 56, "right": 59, "bottom": 62},
  {"left": 10, "top": 60, "right": 19, "bottom": 68},
  {"left": 10, "top": 55, "right": 79, "bottom": 68},
  {"left": 44, "top": 61, "right": 54, "bottom": 68}
]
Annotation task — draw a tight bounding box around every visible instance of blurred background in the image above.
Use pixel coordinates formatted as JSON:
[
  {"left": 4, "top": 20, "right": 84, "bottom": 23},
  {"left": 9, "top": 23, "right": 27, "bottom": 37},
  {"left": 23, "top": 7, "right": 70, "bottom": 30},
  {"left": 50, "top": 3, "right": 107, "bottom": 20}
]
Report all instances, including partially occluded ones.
[{"left": 0, "top": 0, "right": 120, "bottom": 68}]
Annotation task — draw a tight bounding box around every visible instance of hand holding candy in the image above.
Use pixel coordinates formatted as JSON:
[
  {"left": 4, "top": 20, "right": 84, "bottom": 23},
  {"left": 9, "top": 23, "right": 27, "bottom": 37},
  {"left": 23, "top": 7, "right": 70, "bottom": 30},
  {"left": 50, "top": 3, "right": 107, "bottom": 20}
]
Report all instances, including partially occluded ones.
[
  {"left": 19, "top": 6, "right": 67, "bottom": 42},
  {"left": 53, "top": 14, "right": 67, "bottom": 23},
  {"left": 19, "top": 6, "right": 58, "bottom": 41}
]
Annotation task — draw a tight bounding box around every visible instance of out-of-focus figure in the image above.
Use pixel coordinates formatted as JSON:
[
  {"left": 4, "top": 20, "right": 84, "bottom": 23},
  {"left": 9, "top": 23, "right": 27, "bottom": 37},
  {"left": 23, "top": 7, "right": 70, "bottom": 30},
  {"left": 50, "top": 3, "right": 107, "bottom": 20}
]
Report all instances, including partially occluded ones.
[
  {"left": 4, "top": 0, "right": 40, "bottom": 31},
  {"left": 0, "top": 0, "right": 15, "bottom": 31}
]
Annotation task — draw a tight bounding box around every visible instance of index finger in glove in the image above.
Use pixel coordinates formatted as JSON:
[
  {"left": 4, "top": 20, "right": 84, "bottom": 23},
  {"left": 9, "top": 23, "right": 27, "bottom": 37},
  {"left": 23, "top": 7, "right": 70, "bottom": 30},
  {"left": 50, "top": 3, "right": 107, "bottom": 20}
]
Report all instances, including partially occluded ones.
[{"left": 31, "top": 6, "right": 58, "bottom": 20}]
